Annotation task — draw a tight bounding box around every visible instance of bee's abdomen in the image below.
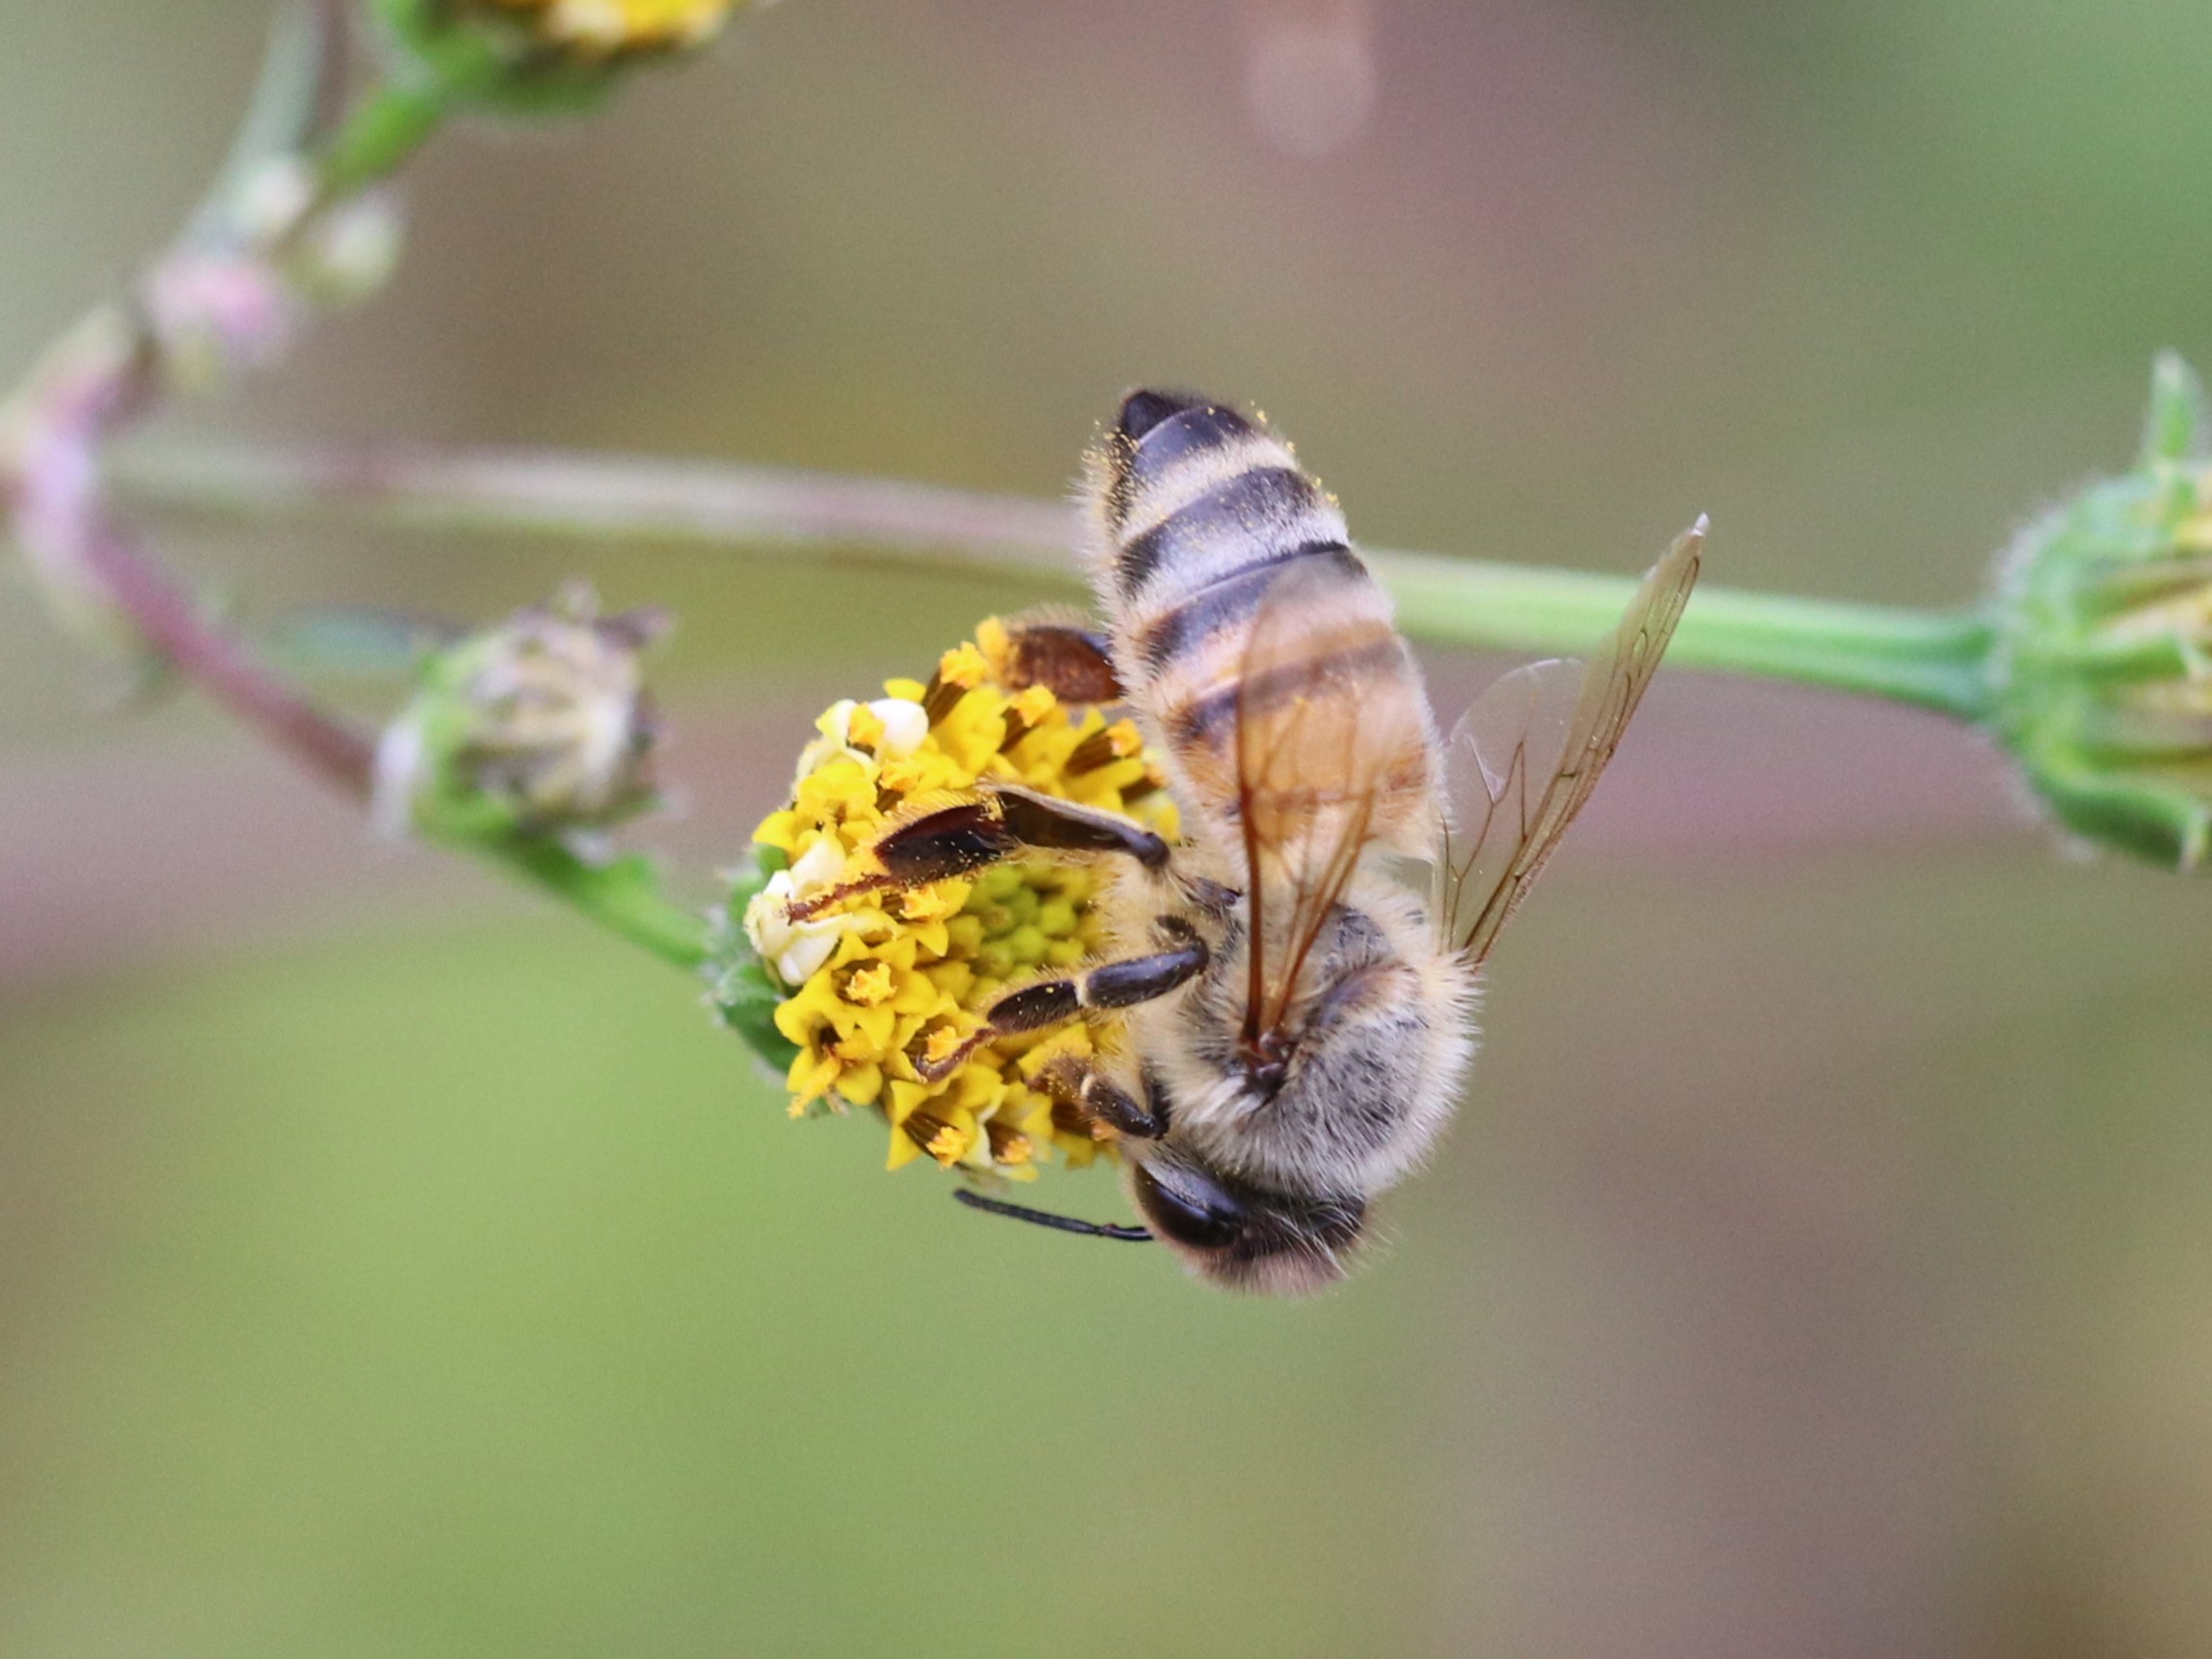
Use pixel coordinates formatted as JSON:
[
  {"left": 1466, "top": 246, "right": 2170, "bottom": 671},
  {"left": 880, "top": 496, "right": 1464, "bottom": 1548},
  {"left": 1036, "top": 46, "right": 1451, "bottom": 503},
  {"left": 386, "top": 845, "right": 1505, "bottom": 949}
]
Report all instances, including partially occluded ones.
[
  {"left": 1100, "top": 393, "right": 1349, "bottom": 607},
  {"left": 1095, "top": 390, "right": 1426, "bottom": 831}
]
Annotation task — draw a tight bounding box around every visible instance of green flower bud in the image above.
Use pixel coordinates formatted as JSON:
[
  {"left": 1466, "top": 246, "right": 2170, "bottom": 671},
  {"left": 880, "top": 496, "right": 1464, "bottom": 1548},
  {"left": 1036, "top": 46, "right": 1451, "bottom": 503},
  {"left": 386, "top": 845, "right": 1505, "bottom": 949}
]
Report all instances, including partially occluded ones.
[
  {"left": 368, "top": 0, "right": 745, "bottom": 116},
  {"left": 1992, "top": 354, "right": 2212, "bottom": 871},
  {"left": 375, "top": 583, "right": 666, "bottom": 842}
]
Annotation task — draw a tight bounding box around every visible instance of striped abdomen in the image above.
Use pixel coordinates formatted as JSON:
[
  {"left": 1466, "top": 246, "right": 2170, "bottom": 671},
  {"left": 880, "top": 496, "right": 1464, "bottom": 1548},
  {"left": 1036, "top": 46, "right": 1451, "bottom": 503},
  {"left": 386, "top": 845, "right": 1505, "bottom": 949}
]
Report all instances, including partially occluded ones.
[{"left": 1090, "top": 390, "right": 1437, "bottom": 859}]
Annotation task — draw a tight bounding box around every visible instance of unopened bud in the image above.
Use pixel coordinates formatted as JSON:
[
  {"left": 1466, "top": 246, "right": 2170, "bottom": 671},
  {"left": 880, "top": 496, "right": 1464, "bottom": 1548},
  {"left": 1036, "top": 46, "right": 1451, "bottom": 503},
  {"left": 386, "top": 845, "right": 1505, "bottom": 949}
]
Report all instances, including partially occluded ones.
[
  {"left": 1992, "top": 353, "right": 2212, "bottom": 871},
  {"left": 375, "top": 583, "right": 666, "bottom": 841}
]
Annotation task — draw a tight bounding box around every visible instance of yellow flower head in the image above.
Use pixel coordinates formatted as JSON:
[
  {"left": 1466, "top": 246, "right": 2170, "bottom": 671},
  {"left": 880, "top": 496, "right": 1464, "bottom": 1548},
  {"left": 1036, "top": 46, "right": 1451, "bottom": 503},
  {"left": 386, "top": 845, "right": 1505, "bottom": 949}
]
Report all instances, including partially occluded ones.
[
  {"left": 378, "top": 0, "right": 742, "bottom": 102},
  {"left": 711, "top": 618, "right": 1178, "bottom": 1179},
  {"left": 476, "top": 0, "right": 738, "bottom": 54}
]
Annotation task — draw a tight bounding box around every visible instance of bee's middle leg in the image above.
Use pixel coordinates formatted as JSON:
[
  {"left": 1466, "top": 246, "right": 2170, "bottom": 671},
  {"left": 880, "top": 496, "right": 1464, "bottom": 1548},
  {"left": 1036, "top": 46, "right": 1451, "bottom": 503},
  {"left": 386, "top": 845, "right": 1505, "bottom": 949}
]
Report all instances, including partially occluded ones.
[
  {"left": 916, "top": 919, "right": 1208, "bottom": 1083},
  {"left": 986, "top": 917, "right": 1206, "bottom": 1034}
]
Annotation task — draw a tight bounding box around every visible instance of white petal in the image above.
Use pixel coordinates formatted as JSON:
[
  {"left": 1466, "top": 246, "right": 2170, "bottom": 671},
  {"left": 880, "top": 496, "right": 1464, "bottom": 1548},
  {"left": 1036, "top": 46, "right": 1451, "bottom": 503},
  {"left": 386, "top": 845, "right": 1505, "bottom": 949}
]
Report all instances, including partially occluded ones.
[
  {"left": 867, "top": 697, "right": 930, "bottom": 758},
  {"left": 789, "top": 837, "right": 847, "bottom": 891},
  {"left": 778, "top": 932, "right": 838, "bottom": 985}
]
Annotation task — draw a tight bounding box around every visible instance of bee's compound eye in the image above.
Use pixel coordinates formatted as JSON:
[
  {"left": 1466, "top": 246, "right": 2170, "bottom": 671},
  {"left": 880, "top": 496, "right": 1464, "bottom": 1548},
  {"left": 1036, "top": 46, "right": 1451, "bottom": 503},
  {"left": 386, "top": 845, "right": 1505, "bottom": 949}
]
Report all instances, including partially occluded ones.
[{"left": 1131, "top": 1160, "right": 1245, "bottom": 1251}]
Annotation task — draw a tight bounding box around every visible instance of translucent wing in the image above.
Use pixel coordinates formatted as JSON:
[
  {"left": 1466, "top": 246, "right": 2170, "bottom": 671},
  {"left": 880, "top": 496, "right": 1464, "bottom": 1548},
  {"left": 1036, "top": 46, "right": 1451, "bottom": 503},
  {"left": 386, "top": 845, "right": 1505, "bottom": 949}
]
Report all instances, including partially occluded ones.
[
  {"left": 1234, "top": 557, "right": 1435, "bottom": 1045},
  {"left": 1436, "top": 517, "right": 1704, "bottom": 969}
]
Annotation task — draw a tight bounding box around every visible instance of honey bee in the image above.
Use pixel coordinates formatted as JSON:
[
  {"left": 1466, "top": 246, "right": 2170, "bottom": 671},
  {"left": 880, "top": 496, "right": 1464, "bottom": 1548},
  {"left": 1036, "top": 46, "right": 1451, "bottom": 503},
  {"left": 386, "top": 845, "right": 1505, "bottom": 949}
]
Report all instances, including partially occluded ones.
[{"left": 797, "top": 390, "right": 1700, "bottom": 1292}]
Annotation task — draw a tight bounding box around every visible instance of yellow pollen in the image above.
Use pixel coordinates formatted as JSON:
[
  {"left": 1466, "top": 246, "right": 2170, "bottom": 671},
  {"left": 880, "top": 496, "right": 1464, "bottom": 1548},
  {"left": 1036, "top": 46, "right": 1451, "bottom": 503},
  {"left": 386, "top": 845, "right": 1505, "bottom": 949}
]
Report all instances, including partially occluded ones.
[
  {"left": 1009, "top": 685, "right": 1058, "bottom": 726},
  {"left": 921, "top": 1024, "right": 968, "bottom": 1066}
]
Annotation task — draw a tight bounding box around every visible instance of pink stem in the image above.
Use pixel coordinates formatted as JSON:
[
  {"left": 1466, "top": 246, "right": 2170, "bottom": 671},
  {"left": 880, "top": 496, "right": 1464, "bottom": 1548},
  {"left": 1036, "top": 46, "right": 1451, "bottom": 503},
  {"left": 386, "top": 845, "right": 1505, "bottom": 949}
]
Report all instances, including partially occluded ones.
[{"left": 76, "top": 510, "right": 376, "bottom": 799}]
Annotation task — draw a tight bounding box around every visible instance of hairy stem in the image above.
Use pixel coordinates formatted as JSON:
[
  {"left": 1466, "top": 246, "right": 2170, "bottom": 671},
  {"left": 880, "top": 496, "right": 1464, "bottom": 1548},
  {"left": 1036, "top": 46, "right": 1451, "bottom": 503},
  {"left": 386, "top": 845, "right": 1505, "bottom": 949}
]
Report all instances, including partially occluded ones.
[{"left": 120, "top": 438, "right": 2003, "bottom": 719}]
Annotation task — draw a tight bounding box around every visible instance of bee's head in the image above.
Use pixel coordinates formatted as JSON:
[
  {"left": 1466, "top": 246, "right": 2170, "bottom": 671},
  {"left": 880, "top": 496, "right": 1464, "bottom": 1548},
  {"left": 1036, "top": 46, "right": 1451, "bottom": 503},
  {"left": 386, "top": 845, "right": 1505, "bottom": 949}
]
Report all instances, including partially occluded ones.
[{"left": 1126, "top": 1146, "right": 1365, "bottom": 1295}]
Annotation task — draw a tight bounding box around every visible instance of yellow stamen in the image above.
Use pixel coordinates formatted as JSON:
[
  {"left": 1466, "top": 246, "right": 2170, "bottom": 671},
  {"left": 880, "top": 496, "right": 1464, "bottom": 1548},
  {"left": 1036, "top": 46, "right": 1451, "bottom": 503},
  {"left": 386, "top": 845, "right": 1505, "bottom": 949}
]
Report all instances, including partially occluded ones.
[
  {"left": 938, "top": 643, "right": 989, "bottom": 690},
  {"left": 842, "top": 961, "right": 895, "bottom": 1006},
  {"left": 985, "top": 1119, "right": 1035, "bottom": 1166},
  {"left": 845, "top": 702, "right": 887, "bottom": 751}
]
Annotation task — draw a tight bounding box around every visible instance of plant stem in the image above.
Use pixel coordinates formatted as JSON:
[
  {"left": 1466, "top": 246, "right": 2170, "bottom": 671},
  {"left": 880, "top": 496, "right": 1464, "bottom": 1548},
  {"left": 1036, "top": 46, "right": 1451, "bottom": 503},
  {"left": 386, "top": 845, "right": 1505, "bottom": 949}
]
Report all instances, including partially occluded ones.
[
  {"left": 80, "top": 514, "right": 381, "bottom": 797},
  {"left": 118, "top": 438, "right": 2003, "bottom": 720},
  {"left": 486, "top": 839, "right": 712, "bottom": 970},
  {"left": 1365, "top": 550, "right": 1999, "bottom": 720}
]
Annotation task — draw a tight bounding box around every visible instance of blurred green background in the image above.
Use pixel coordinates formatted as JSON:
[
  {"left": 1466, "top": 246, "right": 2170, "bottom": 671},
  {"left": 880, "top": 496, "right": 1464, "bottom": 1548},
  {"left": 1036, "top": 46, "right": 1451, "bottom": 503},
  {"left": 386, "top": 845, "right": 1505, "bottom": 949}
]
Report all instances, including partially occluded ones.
[{"left": 5, "top": 2, "right": 2212, "bottom": 1654}]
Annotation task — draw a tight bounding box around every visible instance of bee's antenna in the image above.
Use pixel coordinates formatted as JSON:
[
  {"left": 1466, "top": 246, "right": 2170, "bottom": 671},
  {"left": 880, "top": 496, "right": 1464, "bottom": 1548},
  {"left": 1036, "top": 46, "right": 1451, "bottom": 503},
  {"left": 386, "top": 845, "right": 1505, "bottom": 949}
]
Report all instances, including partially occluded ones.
[{"left": 952, "top": 1188, "right": 1153, "bottom": 1242}]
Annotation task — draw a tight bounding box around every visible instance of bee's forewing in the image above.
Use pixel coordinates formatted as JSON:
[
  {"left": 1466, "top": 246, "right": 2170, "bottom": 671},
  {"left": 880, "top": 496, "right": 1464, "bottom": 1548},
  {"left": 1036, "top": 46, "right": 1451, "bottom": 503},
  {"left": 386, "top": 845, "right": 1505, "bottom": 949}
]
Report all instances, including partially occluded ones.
[
  {"left": 1435, "top": 657, "right": 1582, "bottom": 940},
  {"left": 1438, "top": 518, "right": 1704, "bottom": 968},
  {"left": 1234, "top": 555, "right": 1433, "bottom": 1036}
]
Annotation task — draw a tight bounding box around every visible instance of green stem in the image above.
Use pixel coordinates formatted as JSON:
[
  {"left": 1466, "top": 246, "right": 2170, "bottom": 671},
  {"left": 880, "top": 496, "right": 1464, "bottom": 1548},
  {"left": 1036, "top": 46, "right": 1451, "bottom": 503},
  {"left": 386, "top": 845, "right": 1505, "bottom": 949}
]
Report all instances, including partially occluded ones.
[
  {"left": 1369, "top": 549, "right": 1999, "bottom": 720},
  {"left": 115, "top": 440, "right": 2005, "bottom": 723},
  {"left": 480, "top": 837, "right": 711, "bottom": 970}
]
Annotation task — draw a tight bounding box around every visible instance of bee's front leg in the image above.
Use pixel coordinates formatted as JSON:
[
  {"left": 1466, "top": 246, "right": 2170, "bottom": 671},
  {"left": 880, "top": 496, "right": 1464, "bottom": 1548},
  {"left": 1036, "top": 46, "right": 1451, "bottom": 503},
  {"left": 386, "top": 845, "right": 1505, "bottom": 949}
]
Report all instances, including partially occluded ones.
[
  {"left": 788, "top": 787, "right": 1168, "bottom": 921},
  {"left": 1037, "top": 1057, "right": 1169, "bottom": 1141}
]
